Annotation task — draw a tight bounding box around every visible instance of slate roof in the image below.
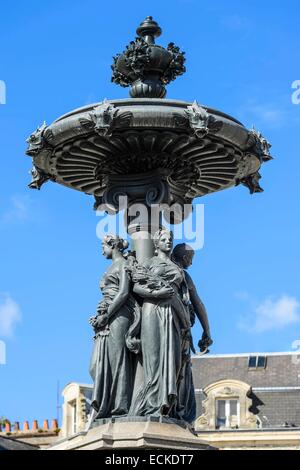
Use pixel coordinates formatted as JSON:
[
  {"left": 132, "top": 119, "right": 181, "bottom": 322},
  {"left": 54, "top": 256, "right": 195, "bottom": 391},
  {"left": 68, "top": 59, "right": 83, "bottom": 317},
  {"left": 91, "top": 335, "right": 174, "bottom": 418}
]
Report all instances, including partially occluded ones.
[
  {"left": 192, "top": 352, "right": 300, "bottom": 428},
  {"left": 254, "top": 390, "right": 300, "bottom": 427},
  {"left": 192, "top": 352, "right": 300, "bottom": 389},
  {"left": 0, "top": 436, "right": 38, "bottom": 451}
]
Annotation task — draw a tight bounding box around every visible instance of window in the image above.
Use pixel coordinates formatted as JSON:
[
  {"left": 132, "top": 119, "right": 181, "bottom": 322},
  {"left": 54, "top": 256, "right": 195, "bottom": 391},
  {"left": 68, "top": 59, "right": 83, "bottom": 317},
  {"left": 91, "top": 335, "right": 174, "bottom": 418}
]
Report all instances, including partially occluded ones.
[
  {"left": 248, "top": 356, "right": 257, "bottom": 368},
  {"left": 257, "top": 356, "right": 267, "bottom": 368},
  {"left": 216, "top": 399, "right": 239, "bottom": 429},
  {"left": 216, "top": 400, "right": 226, "bottom": 429},
  {"left": 248, "top": 356, "right": 267, "bottom": 369},
  {"left": 71, "top": 400, "right": 77, "bottom": 434}
]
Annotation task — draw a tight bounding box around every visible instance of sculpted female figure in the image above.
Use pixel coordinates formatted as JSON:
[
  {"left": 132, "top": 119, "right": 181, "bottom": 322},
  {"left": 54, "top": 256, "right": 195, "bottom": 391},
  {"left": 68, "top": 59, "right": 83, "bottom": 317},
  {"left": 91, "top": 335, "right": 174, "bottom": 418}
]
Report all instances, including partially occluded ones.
[
  {"left": 89, "top": 235, "right": 140, "bottom": 420},
  {"left": 171, "top": 243, "right": 213, "bottom": 423},
  {"left": 129, "top": 229, "right": 192, "bottom": 421}
]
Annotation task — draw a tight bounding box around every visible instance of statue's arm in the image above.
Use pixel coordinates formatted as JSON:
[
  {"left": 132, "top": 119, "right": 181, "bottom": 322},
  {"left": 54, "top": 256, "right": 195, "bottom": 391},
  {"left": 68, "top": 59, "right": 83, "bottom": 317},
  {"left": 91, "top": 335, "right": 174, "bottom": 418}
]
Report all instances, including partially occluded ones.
[
  {"left": 133, "top": 283, "right": 173, "bottom": 299},
  {"left": 185, "top": 271, "right": 211, "bottom": 337},
  {"left": 107, "top": 264, "right": 130, "bottom": 317},
  {"left": 132, "top": 259, "right": 174, "bottom": 299}
]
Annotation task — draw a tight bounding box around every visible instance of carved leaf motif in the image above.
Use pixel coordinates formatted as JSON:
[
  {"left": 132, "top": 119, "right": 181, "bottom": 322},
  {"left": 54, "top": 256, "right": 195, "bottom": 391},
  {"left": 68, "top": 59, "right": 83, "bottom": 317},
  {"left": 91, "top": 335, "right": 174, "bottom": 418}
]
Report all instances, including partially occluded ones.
[
  {"left": 113, "top": 111, "right": 133, "bottom": 129},
  {"left": 246, "top": 133, "right": 257, "bottom": 149},
  {"left": 173, "top": 113, "right": 188, "bottom": 128},
  {"left": 28, "top": 165, "right": 50, "bottom": 190},
  {"left": 43, "top": 128, "right": 54, "bottom": 143},
  {"left": 222, "top": 386, "right": 233, "bottom": 395},
  {"left": 111, "top": 38, "right": 150, "bottom": 87},
  {"left": 111, "top": 36, "right": 185, "bottom": 91},
  {"left": 26, "top": 122, "right": 48, "bottom": 156},
  {"left": 186, "top": 102, "right": 224, "bottom": 137},
  {"left": 208, "top": 118, "right": 223, "bottom": 133},
  {"left": 93, "top": 196, "right": 103, "bottom": 211},
  {"left": 198, "top": 416, "right": 208, "bottom": 425},
  {"left": 246, "top": 127, "right": 273, "bottom": 162},
  {"left": 240, "top": 171, "right": 264, "bottom": 194},
  {"left": 79, "top": 116, "right": 95, "bottom": 131},
  {"left": 246, "top": 416, "right": 257, "bottom": 423}
]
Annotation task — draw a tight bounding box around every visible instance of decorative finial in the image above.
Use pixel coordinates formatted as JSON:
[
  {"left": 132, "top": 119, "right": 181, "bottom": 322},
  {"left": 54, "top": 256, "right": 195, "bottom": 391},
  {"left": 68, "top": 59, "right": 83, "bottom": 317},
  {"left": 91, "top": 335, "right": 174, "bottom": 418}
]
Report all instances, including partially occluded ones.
[
  {"left": 136, "top": 16, "right": 162, "bottom": 44},
  {"left": 111, "top": 17, "right": 185, "bottom": 98}
]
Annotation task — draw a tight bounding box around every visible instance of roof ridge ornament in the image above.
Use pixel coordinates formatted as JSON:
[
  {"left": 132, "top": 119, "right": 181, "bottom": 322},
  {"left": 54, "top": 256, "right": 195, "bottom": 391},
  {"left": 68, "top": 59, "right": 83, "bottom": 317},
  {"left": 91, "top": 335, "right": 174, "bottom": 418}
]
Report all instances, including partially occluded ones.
[{"left": 111, "top": 17, "right": 186, "bottom": 98}]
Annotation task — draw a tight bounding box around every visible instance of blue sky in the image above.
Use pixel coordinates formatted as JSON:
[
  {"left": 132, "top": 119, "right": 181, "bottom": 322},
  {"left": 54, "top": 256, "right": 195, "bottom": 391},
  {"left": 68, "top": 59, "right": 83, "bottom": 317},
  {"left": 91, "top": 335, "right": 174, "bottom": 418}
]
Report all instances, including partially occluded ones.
[{"left": 1, "top": 0, "right": 300, "bottom": 426}]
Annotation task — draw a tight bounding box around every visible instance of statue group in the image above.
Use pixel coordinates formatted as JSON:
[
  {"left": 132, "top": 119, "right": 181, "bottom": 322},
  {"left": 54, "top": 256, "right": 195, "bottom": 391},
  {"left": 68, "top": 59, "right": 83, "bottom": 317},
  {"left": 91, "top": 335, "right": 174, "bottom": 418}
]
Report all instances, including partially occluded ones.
[{"left": 89, "top": 229, "right": 212, "bottom": 426}]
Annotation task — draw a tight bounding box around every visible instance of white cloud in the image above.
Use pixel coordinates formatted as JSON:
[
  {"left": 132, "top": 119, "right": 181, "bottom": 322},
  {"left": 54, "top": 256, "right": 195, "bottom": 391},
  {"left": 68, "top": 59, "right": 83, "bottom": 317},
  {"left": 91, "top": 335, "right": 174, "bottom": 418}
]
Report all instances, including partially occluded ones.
[
  {"left": 1, "top": 195, "right": 31, "bottom": 225},
  {"left": 238, "top": 295, "right": 300, "bottom": 333},
  {"left": 237, "top": 94, "right": 300, "bottom": 130},
  {"left": 0, "top": 294, "right": 22, "bottom": 338},
  {"left": 241, "top": 103, "right": 284, "bottom": 128}
]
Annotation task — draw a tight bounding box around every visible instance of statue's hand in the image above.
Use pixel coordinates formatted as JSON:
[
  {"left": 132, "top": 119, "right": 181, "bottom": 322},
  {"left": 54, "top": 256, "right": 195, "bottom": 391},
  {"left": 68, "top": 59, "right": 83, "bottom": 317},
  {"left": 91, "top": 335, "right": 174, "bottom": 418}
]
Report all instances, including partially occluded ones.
[
  {"left": 153, "top": 285, "right": 174, "bottom": 299},
  {"left": 89, "top": 313, "right": 109, "bottom": 330},
  {"left": 97, "top": 300, "right": 108, "bottom": 315},
  {"left": 198, "top": 332, "right": 213, "bottom": 353},
  {"left": 89, "top": 315, "right": 98, "bottom": 328},
  {"left": 96, "top": 314, "right": 109, "bottom": 328}
]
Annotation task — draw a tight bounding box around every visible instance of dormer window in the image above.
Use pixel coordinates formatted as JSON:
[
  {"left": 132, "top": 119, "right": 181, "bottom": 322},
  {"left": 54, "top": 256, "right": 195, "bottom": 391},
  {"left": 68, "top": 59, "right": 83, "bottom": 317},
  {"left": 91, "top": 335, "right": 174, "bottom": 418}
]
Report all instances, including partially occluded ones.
[
  {"left": 195, "top": 379, "right": 258, "bottom": 431},
  {"left": 248, "top": 356, "right": 267, "bottom": 369}
]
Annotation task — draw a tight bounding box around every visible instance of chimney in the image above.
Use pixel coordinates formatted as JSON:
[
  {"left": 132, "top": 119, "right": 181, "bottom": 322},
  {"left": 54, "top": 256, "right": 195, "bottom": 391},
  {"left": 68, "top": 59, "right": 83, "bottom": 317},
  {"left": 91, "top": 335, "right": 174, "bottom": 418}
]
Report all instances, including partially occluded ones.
[
  {"left": 51, "top": 419, "right": 58, "bottom": 430},
  {"left": 23, "top": 421, "right": 30, "bottom": 431},
  {"left": 13, "top": 422, "right": 20, "bottom": 432},
  {"left": 5, "top": 421, "right": 11, "bottom": 433},
  {"left": 43, "top": 419, "right": 49, "bottom": 430},
  {"left": 32, "top": 420, "right": 38, "bottom": 431}
]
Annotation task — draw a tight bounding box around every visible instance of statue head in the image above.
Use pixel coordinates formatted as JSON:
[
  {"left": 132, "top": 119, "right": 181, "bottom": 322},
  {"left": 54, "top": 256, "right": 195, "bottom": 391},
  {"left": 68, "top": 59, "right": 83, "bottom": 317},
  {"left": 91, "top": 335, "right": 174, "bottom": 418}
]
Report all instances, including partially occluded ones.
[
  {"left": 153, "top": 228, "right": 173, "bottom": 255},
  {"left": 101, "top": 234, "right": 129, "bottom": 259},
  {"left": 172, "top": 243, "right": 194, "bottom": 269}
]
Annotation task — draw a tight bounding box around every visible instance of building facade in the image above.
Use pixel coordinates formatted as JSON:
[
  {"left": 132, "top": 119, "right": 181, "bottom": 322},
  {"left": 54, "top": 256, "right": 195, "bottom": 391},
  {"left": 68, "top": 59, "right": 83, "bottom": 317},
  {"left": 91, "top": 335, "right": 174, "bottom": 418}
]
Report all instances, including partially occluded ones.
[
  {"left": 192, "top": 352, "right": 300, "bottom": 449},
  {"left": 60, "top": 352, "right": 300, "bottom": 449}
]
